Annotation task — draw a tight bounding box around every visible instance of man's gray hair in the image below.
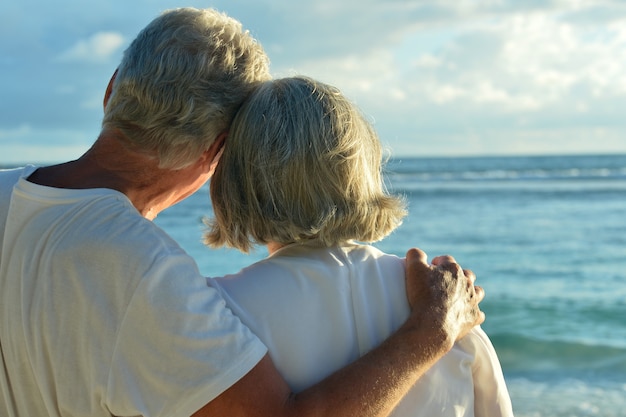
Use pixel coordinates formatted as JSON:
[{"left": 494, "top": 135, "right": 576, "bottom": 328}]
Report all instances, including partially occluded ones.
[{"left": 103, "top": 7, "right": 271, "bottom": 169}]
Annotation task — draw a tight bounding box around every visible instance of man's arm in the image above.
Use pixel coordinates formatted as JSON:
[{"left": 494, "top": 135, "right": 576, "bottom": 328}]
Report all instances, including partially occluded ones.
[{"left": 193, "top": 248, "right": 484, "bottom": 417}]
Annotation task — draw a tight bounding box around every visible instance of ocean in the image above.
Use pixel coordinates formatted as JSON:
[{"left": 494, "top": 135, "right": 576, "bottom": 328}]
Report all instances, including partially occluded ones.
[{"left": 154, "top": 153, "right": 626, "bottom": 417}]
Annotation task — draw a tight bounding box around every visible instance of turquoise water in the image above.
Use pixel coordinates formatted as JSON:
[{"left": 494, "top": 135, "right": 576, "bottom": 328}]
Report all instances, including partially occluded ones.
[{"left": 155, "top": 154, "right": 626, "bottom": 416}]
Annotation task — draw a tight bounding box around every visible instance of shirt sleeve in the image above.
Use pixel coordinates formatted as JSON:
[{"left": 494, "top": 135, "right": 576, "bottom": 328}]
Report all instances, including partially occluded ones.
[
  {"left": 105, "top": 250, "right": 267, "bottom": 417},
  {"left": 463, "top": 326, "right": 515, "bottom": 417}
]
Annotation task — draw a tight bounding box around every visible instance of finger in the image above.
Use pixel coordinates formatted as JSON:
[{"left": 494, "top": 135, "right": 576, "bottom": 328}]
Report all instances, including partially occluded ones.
[
  {"left": 405, "top": 248, "right": 428, "bottom": 265},
  {"left": 404, "top": 248, "right": 435, "bottom": 311},
  {"left": 475, "top": 309, "right": 486, "bottom": 325},
  {"left": 474, "top": 285, "right": 485, "bottom": 303},
  {"left": 431, "top": 254, "right": 457, "bottom": 266},
  {"left": 436, "top": 259, "right": 464, "bottom": 276},
  {"left": 464, "top": 269, "right": 476, "bottom": 284}
]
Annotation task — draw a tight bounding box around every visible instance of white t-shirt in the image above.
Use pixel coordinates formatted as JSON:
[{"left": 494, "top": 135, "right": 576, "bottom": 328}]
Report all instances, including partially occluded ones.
[
  {"left": 210, "top": 242, "right": 513, "bottom": 417},
  {"left": 0, "top": 166, "right": 267, "bottom": 417}
]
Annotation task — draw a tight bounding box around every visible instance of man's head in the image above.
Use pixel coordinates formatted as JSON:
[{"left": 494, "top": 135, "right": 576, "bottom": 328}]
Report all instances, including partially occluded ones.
[{"left": 102, "top": 7, "right": 271, "bottom": 170}]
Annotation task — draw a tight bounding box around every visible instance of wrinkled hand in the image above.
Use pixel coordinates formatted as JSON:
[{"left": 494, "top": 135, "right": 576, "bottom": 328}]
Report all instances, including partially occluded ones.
[{"left": 404, "top": 248, "right": 485, "bottom": 347}]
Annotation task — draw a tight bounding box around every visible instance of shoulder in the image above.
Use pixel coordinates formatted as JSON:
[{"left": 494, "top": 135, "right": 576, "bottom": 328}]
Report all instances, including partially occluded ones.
[
  {"left": 338, "top": 243, "right": 405, "bottom": 277},
  {"left": 68, "top": 192, "right": 188, "bottom": 261}
]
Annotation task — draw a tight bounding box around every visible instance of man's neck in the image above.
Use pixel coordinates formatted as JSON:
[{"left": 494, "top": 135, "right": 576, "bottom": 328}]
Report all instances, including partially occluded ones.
[{"left": 26, "top": 137, "right": 174, "bottom": 220}]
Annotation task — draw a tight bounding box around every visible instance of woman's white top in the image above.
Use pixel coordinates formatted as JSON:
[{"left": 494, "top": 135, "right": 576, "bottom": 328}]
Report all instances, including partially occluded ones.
[{"left": 210, "top": 242, "right": 513, "bottom": 416}]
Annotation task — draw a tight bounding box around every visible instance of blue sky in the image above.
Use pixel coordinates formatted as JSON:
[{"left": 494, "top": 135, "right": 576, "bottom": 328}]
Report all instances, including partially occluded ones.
[{"left": 2, "top": 0, "right": 626, "bottom": 164}]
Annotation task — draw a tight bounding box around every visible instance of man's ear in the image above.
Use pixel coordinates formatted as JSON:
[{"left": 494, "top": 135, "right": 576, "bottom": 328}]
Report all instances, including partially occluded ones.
[
  {"left": 204, "top": 132, "right": 227, "bottom": 175},
  {"left": 103, "top": 69, "right": 119, "bottom": 109}
]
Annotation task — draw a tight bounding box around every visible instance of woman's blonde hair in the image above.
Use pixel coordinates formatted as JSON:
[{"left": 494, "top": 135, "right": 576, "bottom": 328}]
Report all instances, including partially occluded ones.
[
  {"left": 102, "top": 7, "right": 271, "bottom": 169},
  {"left": 205, "top": 76, "right": 406, "bottom": 253}
]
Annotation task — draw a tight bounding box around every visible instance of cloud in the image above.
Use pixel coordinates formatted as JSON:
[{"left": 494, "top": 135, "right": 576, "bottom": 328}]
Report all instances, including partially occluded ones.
[
  {"left": 2, "top": 0, "right": 626, "bottom": 162},
  {"left": 287, "top": 3, "right": 626, "bottom": 128},
  {"left": 57, "top": 31, "right": 125, "bottom": 63}
]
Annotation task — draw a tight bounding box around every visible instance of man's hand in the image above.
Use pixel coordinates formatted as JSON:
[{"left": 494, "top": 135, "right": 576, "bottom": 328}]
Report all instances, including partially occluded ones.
[{"left": 404, "top": 248, "right": 485, "bottom": 351}]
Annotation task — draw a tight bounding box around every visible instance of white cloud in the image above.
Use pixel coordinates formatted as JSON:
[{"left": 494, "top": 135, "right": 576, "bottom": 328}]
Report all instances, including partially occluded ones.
[
  {"left": 414, "top": 54, "right": 443, "bottom": 69},
  {"left": 328, "top": 4, "right": 626, "bottom": 130},
  {"left": 3, "top": 0, "right": 626, "bottom": 160},
  {"left": 57, "top": 32, "right": 125, "bottom": 63}
]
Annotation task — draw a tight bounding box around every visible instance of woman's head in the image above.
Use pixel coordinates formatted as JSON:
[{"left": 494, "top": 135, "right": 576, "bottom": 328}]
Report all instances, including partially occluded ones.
[
  {"left": 102, "top": 7, "right": 271, "bottom": 169},
  {"left": 205, "top": 76, "right": 406, "bottom": 253}
]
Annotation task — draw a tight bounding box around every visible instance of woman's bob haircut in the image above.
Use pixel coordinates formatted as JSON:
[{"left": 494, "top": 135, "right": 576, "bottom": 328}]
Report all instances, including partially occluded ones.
[{"left": 205, "top": 76, "right": 406, "bottom": 253}]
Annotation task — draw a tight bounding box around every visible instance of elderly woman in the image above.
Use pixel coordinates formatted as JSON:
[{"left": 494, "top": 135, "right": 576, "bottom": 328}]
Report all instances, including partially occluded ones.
[{"left": 205, "top": 76, "right": 513, "bottom": 417}]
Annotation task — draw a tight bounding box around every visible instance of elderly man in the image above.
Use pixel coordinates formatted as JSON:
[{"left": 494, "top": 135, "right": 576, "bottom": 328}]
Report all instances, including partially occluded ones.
[{"left": 0, "top": 7, "right": 484, "bottom": 417}]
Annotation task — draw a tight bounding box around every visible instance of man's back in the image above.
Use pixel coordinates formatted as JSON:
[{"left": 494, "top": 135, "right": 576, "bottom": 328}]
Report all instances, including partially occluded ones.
[
  {"left": 0, "top": 169, "right": 161, "bottom": 415},
  {"left": 0, "top": 168, "right": 266, "bottom": 416}
]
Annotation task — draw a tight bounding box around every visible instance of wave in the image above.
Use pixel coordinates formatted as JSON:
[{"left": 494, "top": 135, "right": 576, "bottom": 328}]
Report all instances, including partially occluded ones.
[
  {"left": 386, "top": 154, "right": 626, "bottom": 183},
  {"left": 389, "top": 167, "right": 626, "bottom": 183},
  {"left": 506, "top": 376, "right": 626, "bottom": 417},
  {"left": 490, "top": 333, "right": 626, "bottom": 378}
]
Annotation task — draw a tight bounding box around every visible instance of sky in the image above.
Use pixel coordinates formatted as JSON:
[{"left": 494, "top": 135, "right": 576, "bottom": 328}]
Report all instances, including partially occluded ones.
[{"left": 2, "top": 0, "right": 626, "bottom": 164}]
